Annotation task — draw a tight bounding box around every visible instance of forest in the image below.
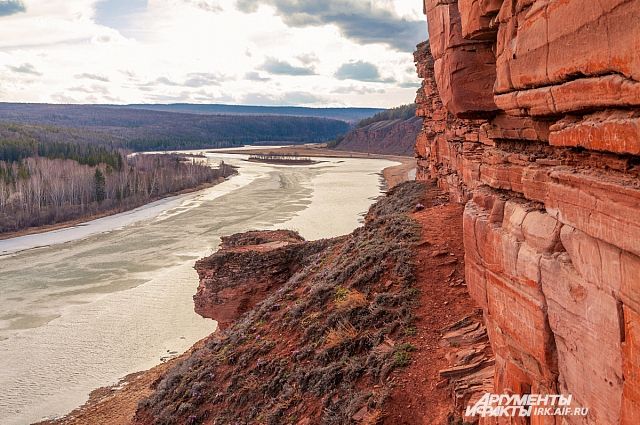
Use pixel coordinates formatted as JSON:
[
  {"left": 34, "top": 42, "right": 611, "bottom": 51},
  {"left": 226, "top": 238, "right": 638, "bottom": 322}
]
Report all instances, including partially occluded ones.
[
  {"left": 0, "top": 104, "right": 351, "bottom": 151},
  {"left": 0, "top": 150, "right": 235, "bottom": 233},
  {"left": 120, "top": 103, "right": 383, "bottom": 123},
  {"left": 0, "top": 127, "right": 123, "bottom": 168},
  {"left": 356, "top": 103, "right": 417, "bottom": 128}
]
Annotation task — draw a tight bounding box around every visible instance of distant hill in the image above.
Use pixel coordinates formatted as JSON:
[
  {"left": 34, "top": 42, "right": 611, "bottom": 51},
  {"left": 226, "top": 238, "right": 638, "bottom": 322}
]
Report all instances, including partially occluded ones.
[
  {"left": 332, "top": 104, "right": 420, "bottom": 156},
  {"left": 0, "top": 103, "right": 352, "bottom": 152},
  {"left": 113, "top": 104, "right": 384, "bottom": 123},
  {"left": 356, "top": 104, "right": 417, "bottom": 127}
]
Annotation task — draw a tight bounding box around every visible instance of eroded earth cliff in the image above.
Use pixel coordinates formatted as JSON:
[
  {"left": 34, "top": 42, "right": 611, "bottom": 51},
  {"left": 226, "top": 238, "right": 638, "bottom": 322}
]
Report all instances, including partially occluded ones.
[
  {"left": 415, "top": 0, "right": 640, "bottom": 423},
  {"left": 334, "top": 117, "right": 422, "bottom": 156}
]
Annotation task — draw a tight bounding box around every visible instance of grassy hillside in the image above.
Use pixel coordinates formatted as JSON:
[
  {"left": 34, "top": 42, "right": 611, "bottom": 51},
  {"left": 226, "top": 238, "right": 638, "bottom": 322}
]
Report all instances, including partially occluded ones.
[{"left": 135, "top": 182, "right": 428, "bottom": 425}]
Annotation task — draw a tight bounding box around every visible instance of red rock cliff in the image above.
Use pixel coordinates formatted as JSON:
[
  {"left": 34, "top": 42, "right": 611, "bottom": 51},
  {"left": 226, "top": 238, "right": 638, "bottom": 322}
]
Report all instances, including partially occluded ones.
[
  {"left": 415, "top": 1, "right": 640, "bottom": 423},
  {"left": 194, "top": 230, "right": 329, "bottom": 329}
]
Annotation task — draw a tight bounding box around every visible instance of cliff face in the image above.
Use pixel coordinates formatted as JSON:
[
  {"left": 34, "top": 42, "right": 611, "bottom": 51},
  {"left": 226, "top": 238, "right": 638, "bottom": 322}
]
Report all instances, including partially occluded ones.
[
  {"left": 335, "top": 117, "right": 422, "bottom": 156},
  {"left": 416, "top": 1, "right": 640, "bottom": 423},
  {"left": 193, "top": 230, "right": 326, "bottom": 329}
]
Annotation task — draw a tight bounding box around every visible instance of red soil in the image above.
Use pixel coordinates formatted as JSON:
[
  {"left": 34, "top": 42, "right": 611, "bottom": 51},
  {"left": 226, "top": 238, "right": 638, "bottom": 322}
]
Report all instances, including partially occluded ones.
[{"left": 383, "top": 187, "right": 480, "bottom": 424}]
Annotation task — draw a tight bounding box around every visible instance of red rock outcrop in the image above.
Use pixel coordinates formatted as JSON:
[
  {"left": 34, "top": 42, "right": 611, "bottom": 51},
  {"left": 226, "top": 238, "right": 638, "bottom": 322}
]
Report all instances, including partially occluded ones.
[
  {"left": 193, "top": 230, "right": 327, "bottom": 329},
  {"left": 416, "top": 1, "right": 640, "bottom": 423}
]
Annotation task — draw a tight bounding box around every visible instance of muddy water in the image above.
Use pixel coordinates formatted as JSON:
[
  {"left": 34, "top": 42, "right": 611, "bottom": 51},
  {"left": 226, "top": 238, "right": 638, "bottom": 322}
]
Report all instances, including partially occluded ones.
[{"left": 0, "top": 152, "right": 396, "bottom": 424}]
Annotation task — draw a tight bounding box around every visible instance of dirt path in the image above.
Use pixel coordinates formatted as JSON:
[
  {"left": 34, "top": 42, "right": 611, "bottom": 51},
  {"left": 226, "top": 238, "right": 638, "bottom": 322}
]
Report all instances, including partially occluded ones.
[{"left": 382, "top": 184, "right": 480, "bottom": 424}]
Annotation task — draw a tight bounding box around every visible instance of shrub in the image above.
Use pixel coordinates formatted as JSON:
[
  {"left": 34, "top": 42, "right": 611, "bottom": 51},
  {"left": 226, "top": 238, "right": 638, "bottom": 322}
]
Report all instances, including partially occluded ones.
[{"left": 393, "top": 343, "right": 417, "bottom": 367}]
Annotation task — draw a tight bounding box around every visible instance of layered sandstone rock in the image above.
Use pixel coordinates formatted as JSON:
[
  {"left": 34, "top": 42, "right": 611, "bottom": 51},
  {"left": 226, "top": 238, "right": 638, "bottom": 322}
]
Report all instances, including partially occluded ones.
[
  {"left": 193, "top": 230, "right": 329, "bottom": 329},
  {"left": 416, "top": 0, "right": 640, "bottom": 423}
]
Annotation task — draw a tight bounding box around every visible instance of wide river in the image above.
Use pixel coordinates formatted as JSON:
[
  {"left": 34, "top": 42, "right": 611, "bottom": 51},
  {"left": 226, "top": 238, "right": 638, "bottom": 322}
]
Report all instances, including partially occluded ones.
[{"left": 0, "top": 151, "right": 397, "bottom": 425}]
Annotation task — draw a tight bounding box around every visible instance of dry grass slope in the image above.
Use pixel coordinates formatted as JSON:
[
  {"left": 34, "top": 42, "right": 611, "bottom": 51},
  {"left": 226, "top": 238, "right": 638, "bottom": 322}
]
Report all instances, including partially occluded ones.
[{"left": 134, "top": 182, "right": 429, "bottom": 425}]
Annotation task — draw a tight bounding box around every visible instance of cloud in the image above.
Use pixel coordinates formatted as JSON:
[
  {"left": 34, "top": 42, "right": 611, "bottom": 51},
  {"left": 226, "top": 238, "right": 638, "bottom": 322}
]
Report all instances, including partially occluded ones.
[
  {"left": 144, "top": 91, "right": 194, "bottom": 103},
  {"left": 296, "top": 53, "right": 318, "bottom": 65},
  {"left": 143, "top": 73, "right": 222, "bottom": 88},
  {"left": 398, "top": 81, "right": 420, "bottom": 88},
  {"left": 7, "top": 63, "right": 41, "bottom": 76},
  {"left": 244, "top": 71, "right": 270, "bottom": 82},
  {"left": 69, "top": 85, "right": 110, "bottom": 95},
  {"left": 191, "top": 89, "right": 234, "bottom": 102},
  {"left": 76, "top": 73, "right": 110, "bottom": 82},
  {"left": 143, "top": 90, "right": 232, "bottom": 103},
  {"left": 152, "top": 76, "right": 181, "bottom": 86},
  {"left": 260, "top": 58, "right": 316, "bottom": 76},
  {"left": 184, "top": 0, "right": 222, "bottom": 12},
  {"left": 184, "top": 72, "right": 222, "bottom": 87},
  {"left": 332, "top": 86, "right": 385, "bottom": 95},
  {"left": 0, "top": 0, "right": 25, "bottom": 17},
  {"left": 0, "top": 0, "right": 420, "bottom": 107},
  {"left": 51, "top": 93, "right": 80, "bottom": 104},
  {"left": 120, "top": 70, "right": 137, "bottom": 79},
  {"left": 335, "top": 61, "right": 394, "bottom": 83},
  {"left": 235, "top": 0, "right": 424, "bottom": 51},
  {"left": 243, "top": 91, "right": 324, "bottom": 106}
]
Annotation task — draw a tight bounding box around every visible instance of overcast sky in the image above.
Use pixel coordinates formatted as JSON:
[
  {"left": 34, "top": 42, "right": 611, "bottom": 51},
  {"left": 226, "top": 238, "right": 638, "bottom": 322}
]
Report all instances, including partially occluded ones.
[{"left": 0, "top": 0, "right": 426, "bottom": 108}]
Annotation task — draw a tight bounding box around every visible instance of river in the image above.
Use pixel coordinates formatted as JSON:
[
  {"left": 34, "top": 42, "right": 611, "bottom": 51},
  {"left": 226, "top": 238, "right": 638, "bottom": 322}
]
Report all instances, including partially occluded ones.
[{"left": 0, "top": 151, "right": 396, "bottom": 424}]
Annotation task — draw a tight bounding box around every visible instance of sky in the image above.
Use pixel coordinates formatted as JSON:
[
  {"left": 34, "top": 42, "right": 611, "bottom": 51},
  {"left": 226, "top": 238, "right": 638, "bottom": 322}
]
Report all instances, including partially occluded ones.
[{"left": 0, "top": 0, "right": 426, "bottom": 108}]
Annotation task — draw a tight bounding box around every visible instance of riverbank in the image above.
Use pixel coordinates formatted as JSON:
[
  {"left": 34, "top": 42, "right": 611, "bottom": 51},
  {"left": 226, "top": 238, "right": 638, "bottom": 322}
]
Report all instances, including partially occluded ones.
[
  {"left": 37, "top": 340, "right": 206, "bottom": 425},
  {"left": 0, "top": 177, "right": 231, "bottom": 241},
  {"left": 0, "top": 148, "right": 412, "bottom": 243}
]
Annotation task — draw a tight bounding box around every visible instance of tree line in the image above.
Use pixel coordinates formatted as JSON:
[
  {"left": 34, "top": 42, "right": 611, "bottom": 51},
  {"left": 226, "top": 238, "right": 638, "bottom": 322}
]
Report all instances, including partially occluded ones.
[
  {"left": 356, "top": 103, "right": 417, "bottom": 128},
  {"left": 0, "top": 154, "right": 236, "bottom": 233},
  {"left": 0, "top": 104, "right": 352, "bottom": 152},
  {"left": 0, "top": 138, "right": 123, "bottom": 169}
]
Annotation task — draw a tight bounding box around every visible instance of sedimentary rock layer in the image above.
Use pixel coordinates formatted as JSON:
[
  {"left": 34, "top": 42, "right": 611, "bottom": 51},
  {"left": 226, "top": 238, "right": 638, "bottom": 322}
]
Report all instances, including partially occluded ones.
[{"left": 416, "top": 0, "right": 640, "bottom": 423}]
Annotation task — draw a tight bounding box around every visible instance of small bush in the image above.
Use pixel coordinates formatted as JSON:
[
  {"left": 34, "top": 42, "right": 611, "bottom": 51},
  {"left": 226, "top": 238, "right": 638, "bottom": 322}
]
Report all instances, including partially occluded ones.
[
  {"left": 325, "top": 321, "right": 358, "bottom": 348},
  {"left": 403, "top": 325, "right": 417, "bottom": 336},
  {"left": 336, "top": 289, "right": 367, "bottom": 310},
  {"left": 334, "top": 286, "right": 350, "bottom": 302},
  {"left": 393, "top": 343, "right": 416, "bottom": 367}
]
